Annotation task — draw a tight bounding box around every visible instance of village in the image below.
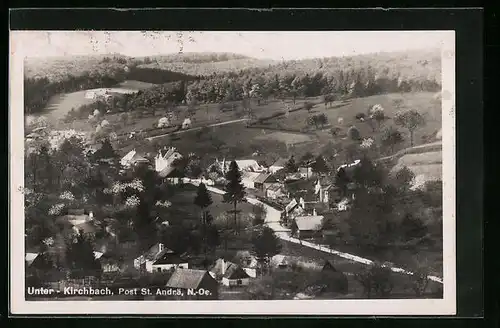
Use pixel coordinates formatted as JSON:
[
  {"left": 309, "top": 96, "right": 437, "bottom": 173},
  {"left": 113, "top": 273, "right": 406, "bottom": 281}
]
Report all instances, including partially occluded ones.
[
  {"left": 25, "top": 118, "right": 444, "bottom": 300},
  {"left": 22, "top": 42, "right": 445, "bottom": 301}
]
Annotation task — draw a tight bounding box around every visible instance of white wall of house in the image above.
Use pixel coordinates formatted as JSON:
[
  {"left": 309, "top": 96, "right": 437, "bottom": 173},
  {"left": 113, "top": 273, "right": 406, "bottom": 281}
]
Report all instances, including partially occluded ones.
[
  {"left": 242, "top": 179, "right": 255, "bottom": 189},
  {"left": 243, "top": 267, "right": 257, "bottom": 278},
  {"left": 151, "top": 262, "right": 189, "bottom": 273},
  {"left": 269, "top": 165, "right": 284, "bottom": 174},
  {"left": 222, "top": 277, "right": 250, "bottom": 287}
]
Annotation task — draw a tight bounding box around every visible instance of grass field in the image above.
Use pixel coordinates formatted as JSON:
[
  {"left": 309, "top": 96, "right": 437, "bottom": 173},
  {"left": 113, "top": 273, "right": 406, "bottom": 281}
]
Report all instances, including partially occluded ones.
[
  {"left": 266, "top": 92, "right": 442, "bottom": 153},
  {"left": 168, "top": 185, "right": 256, "bottom": 221}
]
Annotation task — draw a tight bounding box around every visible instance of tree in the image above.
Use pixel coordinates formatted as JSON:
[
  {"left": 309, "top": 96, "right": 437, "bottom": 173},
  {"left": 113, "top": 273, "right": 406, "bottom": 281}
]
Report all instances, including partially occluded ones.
[
  {"left": 311, "top": 155, "right": 329, "bottom": 175},
  {"left": 251, "top": 226, "right": 282, "bottom": 276},
  {"left": 381, "top": 126, "right": 404, "bottom": 153},
  {"left": 290, "top": 219, "right": 298, "bottom": 237},
  {"left": 347, "top": 126, "right": 361, "bottom": 141},
  {"left": 409, "top": 268, "right": 430, "bottom": 297},
  {"left": 65, "top": 233, "right": 102, "bottom": 278},
  {"left": 285, "top": 156, "right": 298, "bottom": 173},
  {"left": 394, "top": 109, "right": 426, "bottom": 147},
  {"left": 252, "top": 204, "right": 267, "bottom": 226},
  {"left": 330, "top": 126, "right": 342, "bottom": 139},
  {"left": 323, "top": 93, "right": 335, "bottom": 108},
  {"left": 316, "top": 113, "right": 328, "bottom": 128},
  {"left": 335, "top": 167, "right": 350, "bottom": 198},
  {"left": 353, "top": 157, "right": 385, "bottom": 189},
  {"left": 304, "top": 101, "right": 314, "bottom": 113},
  {"left": 194, "top": 182, "right": 214, "bottom": 260},
  {"left": 354, "top": 262, "right": 394, "bottom": 298},
  {"left": 223, "top": 161, "right": 246, "bottom": 234},
  {"left": 93, "top": 138, "right": 118, "bottom": 162},
  {"left": 394, "top": 166, "right": 415, "bottom": 190},
  {"left": 194, "top": 182, "right": 213, "bottom": 222}
]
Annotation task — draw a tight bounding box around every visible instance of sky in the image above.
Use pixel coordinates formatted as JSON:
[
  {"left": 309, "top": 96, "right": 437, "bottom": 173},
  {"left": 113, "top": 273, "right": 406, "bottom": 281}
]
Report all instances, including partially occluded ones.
[{"left": 11, "top": 31, "right": 453, "bottom": 60}]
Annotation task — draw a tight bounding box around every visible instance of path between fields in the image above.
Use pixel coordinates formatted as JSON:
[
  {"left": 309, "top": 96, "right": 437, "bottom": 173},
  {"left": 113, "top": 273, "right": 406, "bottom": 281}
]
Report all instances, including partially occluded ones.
[
  {"left": 184, "top": 180, "right": 443, "bottom": 284},
  {"left": 146, "top": 118, "right": 250, "bottom": 141}
]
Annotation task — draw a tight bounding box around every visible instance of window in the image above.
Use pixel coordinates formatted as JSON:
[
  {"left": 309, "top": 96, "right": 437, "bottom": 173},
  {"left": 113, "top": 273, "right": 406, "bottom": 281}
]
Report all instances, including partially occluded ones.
[
  {"left": 157, "top": 268, "right": 161, "bottom": 273},
  {"left": 237, "top": 279, "right": 242, "bottom": 285},
  {"left": 178, "top": 265, "right": 183, "bottom": 269}
]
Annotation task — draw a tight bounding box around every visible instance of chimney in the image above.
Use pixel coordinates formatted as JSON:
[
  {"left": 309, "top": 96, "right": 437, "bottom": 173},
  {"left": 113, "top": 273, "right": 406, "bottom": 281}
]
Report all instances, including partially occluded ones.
[
  {"left": 89, "top": 211, "right": 94, "bottom": 220},
  {"left": 158, "top": 243, "right": 164, "bottom": 253},
  {"left": 313, "top": 208, "right": 317, "bottom": 216}
]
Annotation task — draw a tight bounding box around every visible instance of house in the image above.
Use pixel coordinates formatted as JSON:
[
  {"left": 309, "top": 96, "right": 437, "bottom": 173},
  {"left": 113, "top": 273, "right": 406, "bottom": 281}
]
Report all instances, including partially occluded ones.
[
  {"left": 241, "top": 171, "right": 261, "bottom": 189},
  {"left": 315, "top": 177, "right": 333, "bottom": 204},
  {"left": 155, "top": 147, "right": 182, "bottom": 176},
  {"left": 270, "top": 254, "right": 290, "bottom": 269},
  {"left": 254, "top": 172, "right": 276, "bottom": 191},
  {"left": 165, "top": 268, "right": 218, "bottom": 300},
  {"left": 56, "top": 210, "right": 92, "bottom": 227},
  {"left": 182, "top": 118, "right": 192, "bottom": 129},
  {"left": 209, "top": 258, "right": 251, "bottom": 287},
  {"left": 233, "top": 251, "right": 258, "bottom": 278},
  {"left": 133, "top": 243, "right": 189, "bottom": 273},
  {"left": 283, "top": 198, "right": 306, "bottom": 222},
  {"left": 265, "top": 183, "right": 286, "bottom": 200},
  {"left": 235, "top": 159, "right": 266, "bottom": 172},
  {"left": 295, "top": 215, "right": 324, "bottom": 239},
  {"left": 336, "top": 197, "right": 352, "bottom": 211},
  {"left": 298, "top": 167, "right": 314, "bottom": 179},
  {"left": 120, "top": 149, "right": 150, "bottom": 168},
  {"left": 72, "top": 221, "right": 99, "bottom": 238},
  {"left": 269, "top": 158, "right": 288, "bottom": 174}
]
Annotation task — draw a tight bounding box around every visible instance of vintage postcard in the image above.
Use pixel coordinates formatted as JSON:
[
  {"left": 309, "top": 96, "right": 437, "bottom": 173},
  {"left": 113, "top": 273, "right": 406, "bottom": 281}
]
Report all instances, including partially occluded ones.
[{"left": 10, "top": 30, "right": 456, "bottom": 315}]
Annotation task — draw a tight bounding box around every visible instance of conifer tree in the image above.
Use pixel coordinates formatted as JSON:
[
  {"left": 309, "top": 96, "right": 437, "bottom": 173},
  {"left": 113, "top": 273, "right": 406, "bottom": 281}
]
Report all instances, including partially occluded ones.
[{"left": 223, "top": 161, "right": 246, "bottom": 234}]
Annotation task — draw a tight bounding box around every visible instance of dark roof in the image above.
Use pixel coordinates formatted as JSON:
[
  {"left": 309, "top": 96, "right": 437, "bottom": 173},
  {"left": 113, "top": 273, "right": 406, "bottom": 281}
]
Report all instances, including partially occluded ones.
[
  {"left": 223, "top": 264, "right": 250, "bottom": 280},
  {"left": 142, "top": 243, "right": 174, "bottom": 261},
  {"left": 254, "top": 173, "right": 273, "bottom": 184},
  {"left": 322, "top": 260, "right": 338, "bottom": 272},
  {"left": 153, "top": 252, "right": 187, "bottom": 265},
  {"left": 166, "top": 269, "right": 211, "bottom": 289}
]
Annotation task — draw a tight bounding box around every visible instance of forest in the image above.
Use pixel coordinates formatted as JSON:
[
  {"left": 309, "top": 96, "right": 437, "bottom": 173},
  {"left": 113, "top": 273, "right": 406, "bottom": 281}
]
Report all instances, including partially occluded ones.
[{"left": 24, "top": 50, "right": 441, "bottom": 115}]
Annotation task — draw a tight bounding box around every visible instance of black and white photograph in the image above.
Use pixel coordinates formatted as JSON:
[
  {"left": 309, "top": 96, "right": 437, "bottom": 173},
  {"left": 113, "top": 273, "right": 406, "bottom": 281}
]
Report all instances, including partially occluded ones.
[{"left": 10, "top": 29, "right": 456, "bottom": 315}]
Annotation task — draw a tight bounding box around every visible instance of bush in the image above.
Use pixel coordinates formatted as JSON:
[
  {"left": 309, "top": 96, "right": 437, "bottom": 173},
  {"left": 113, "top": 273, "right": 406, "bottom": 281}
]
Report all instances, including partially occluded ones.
[
  {"left": 354, "top": 262, "right": 394, "bottom": 298},
  {"left": 355, "top": 113, "right": 366, "bottom": 121}
]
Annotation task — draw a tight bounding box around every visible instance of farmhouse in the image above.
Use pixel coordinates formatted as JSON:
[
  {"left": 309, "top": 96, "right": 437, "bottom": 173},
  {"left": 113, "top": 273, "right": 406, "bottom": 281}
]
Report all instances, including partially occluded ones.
[
  {"left": 297, "top": 167, "right": 314, "bottom": 179},
  {"left": 295, "top": 215, "right": 324, "bottom": 239},
  {"left": 133, "top": 243, "right": 189, "bottom": 273},
  {"left": 209, "top": 258, "right": 251, "bottom": 287},
  {"left": 165, "top": 269, "right": 218, "bottom": 300},
  {"left": 314, "top": 177, "right": 333, "bottom": 205},
  {"left": 241, "top": 171, "right": 262, "bottom": 189},
  {"left": 120, "top": 149, "right": 150, "bottom": 168},
  {"left": 253, "top": 172, "right": 276, "bottom": 191},
  {"left": 235, "top": 159, "right": 266, "bottom": 172},
  {"left": 265, "top": 183, "right": 286, "bottom": 200},
  {"left": 155, "top": 147, "right": 182, "bottom": 176},
  {"left": 269, "top": 158, "right": 288, "bottom": 174},
  {"left": 72, "top": 221, "right": 99, "bottom": 238}
]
